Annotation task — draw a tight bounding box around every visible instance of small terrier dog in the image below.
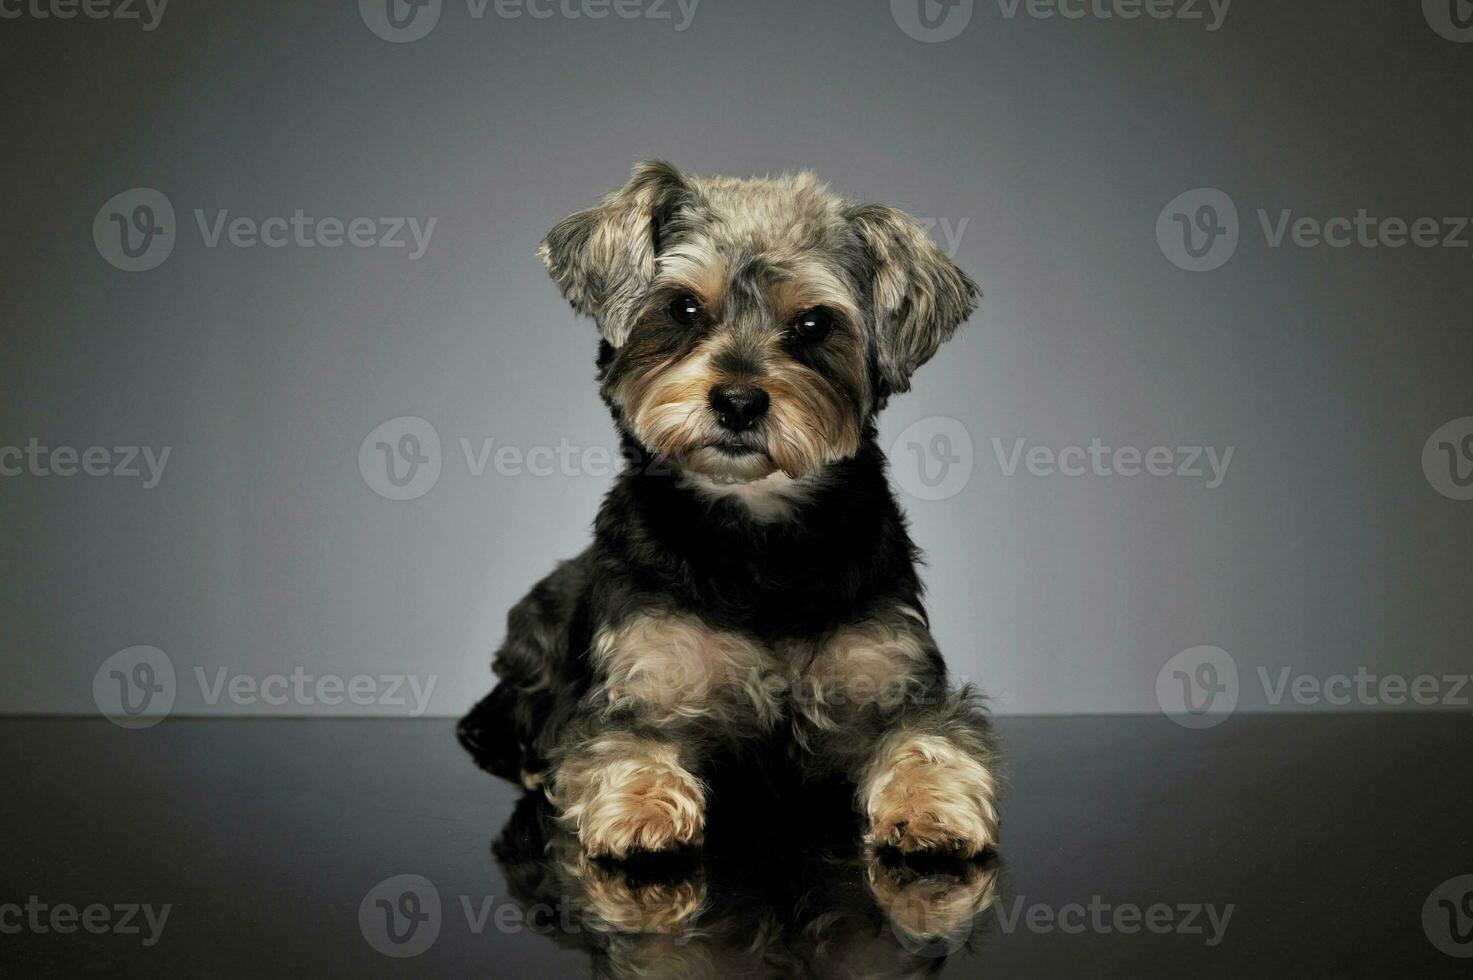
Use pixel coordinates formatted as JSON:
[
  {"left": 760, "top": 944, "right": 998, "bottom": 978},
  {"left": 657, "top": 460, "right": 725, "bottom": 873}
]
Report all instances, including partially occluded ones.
[{"left": 460, "top": 162, "right": 999, "bottom": 860}]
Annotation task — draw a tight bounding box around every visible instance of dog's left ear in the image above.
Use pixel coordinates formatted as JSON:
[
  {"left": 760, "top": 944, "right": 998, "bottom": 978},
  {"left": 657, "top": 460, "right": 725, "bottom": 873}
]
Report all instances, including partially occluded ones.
[
  {"left": 846, "top": 204, "right": 979, "bottom": 395},
  {"left": 537, "top": 160, "right": 690, "bottom": 348}
]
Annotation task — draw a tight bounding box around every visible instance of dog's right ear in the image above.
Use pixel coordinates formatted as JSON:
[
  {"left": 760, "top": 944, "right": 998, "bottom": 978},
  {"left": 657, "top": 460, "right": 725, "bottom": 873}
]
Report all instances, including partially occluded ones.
[{"left": 537, "top": 160, "right": 689, "bottom": 348}]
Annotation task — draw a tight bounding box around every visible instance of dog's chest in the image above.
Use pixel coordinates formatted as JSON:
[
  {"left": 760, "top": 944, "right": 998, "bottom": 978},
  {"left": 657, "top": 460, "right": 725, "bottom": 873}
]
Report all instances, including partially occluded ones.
[{"left": 589, "top": 604, "right": 931, "bottom": 728}]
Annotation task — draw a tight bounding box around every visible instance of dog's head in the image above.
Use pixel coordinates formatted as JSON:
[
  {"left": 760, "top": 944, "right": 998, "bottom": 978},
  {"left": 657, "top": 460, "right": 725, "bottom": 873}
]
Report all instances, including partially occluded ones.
[{"left": 539, "top": 161, "right": 978, "bottom": 484}]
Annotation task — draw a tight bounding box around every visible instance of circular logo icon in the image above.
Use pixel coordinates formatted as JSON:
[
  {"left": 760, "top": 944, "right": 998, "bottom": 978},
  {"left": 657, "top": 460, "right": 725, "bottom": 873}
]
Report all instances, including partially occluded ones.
[
  {"left": 359, "top": 417, "right": 442, "bottom": 501},
  {"left": 889, "top": 417, "right": 974, "bottom": 502},
  {"left": 359, "top": 0, "right": 441, "bottom": 42},
  {"left": 93, "top": 188, "right": 176, "bottom": 272},
  {"left": 891, "top": 0, "right": 974, "bottom": 43},
  {"left": 1423, "top": 874, "right": 1473, "bottom": 958},
  {"left": 1156, "top": 188, "right": 1239, "bottom": 272},
  {"left": 1422, "top": 417, "right": 1473, "bottom": 501},
  {"left": 93, "top": 646, "right": 177, "bottom": 729},
  {"left": 1424, "top": 0, "right": 1473, "bottom": 43},
  {"left": 360, "top": 874, "right": 442, "bottom": 957},
  {"left": 1156, "top": 646, "right": 1238, "bottom": 729}
]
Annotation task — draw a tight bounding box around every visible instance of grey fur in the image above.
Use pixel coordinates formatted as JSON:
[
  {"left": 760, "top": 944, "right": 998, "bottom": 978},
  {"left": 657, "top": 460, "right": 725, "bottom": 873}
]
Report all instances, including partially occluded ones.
[{"left": 538, "top": 161, "right": 979, "bottom": 397}]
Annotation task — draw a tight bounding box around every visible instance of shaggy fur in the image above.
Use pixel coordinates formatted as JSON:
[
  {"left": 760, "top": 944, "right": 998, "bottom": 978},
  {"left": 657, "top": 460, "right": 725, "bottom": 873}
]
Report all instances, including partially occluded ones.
[
  {"left": 487, "top": 775, "right": 1003, "bottom": 977},
  {"left": 460, "top": 162, "right": 999, "bottom": 861}
]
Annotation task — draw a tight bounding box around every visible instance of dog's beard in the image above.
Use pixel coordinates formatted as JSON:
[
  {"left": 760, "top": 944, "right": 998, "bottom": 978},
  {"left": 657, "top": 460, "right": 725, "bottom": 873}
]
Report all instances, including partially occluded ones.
[
  {"left": 682, "top": 436, "right": 779, "bottom": 483},
  {"left": 615, "top": 348, "right": 862, "bottom": 484}
]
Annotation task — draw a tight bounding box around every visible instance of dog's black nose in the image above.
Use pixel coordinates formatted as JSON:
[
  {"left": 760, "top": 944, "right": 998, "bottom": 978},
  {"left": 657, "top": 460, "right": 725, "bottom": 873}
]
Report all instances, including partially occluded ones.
[{"left": 709, "top": 384, "right": 769, "bottom": 432}]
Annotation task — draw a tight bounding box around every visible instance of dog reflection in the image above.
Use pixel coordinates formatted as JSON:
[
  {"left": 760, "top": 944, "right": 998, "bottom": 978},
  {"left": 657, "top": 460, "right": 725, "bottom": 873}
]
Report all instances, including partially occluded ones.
[{"left": 490, "top": 791, "right": 1000, "bottom": 979}]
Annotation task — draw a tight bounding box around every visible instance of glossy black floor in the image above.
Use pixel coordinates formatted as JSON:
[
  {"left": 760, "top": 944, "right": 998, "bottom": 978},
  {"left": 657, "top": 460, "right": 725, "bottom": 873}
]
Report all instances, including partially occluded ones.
[{"left": 2, "top": 714, "right": 1469, "bottom": 977}]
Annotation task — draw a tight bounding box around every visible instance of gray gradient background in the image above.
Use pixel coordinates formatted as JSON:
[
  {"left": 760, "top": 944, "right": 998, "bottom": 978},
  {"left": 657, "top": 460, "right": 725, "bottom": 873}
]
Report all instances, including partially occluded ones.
[{"left": 2, "top": 0, "right": 1470, "bottom": 717}]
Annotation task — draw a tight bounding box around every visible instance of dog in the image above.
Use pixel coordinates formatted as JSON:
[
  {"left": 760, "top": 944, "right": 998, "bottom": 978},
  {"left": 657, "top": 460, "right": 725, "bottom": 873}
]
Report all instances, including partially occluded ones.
[{"left": 459, "top": 161, "right": 999, "bottom": 861}]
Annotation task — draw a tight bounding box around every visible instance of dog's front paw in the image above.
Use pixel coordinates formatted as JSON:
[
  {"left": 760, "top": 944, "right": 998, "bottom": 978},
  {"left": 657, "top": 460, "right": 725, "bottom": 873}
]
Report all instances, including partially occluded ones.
[
  {"left": 554, "top": 735, "right": 706, "bottom": 859},
  {"left": 579, "top": 766, "right": 705, "bottom": 858},
  {"left": 863, "top": 734, "right": 999, "bottom": 858}
]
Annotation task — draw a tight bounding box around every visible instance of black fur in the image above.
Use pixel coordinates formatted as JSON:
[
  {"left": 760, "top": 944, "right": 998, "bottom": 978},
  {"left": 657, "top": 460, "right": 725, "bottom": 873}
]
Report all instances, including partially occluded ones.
[
  {"left": 459, "top": 427, "right": 952, "bottom": 782},
  {"left": 461, "top": 164, "right": 997, "bottom": 858}
]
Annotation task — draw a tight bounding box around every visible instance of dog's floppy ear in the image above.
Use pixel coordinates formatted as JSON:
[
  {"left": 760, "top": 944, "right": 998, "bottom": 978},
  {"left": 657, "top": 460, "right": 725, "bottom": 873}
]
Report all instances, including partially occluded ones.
[
  {"left": 537, "top": 160, "right": 689, "bottom": 347},
  {"left": 845, "top": 203, "right": 979, "bottom": 395}
]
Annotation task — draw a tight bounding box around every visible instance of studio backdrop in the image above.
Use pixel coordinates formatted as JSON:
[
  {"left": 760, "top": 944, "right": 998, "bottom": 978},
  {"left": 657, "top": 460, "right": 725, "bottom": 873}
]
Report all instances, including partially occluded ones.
[{"left": 3, "top": 0, "right": 1470, "bottom": 720}]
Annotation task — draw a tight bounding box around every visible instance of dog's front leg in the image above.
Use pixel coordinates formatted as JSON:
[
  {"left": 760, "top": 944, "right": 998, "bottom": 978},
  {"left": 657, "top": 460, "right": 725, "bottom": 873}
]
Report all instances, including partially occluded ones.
[
  {"left": 858, "top": 700, "right": 1000, "bottom": 858},
  {"left": 795, "top": 602, "right": 1001, "bottom": 857},
  {"left": 548, "top": 728, "right": 706, "bottom": 859},
  {"left": 547, "top": 610, "right": 779, "bottom": 857}
]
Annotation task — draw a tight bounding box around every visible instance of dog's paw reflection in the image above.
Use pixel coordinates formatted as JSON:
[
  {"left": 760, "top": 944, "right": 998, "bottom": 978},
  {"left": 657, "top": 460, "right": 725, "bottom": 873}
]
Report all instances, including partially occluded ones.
[
  {"left": 491, "top": 791, "right": 1001, "bottom": 977},
  {"left": 868, "top": 851, "right": 1001, "bottom": 958},
  {"left": 560, "top": 847, "right": 707, "bottom": 935}
]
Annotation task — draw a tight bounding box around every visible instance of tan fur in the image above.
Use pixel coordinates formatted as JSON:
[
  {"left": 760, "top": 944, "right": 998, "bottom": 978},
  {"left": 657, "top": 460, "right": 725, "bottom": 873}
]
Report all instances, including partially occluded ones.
[
  {"left": 861, "top": 732, "right": 999, "bottom": 858},
  {"left": 793, "top": 604, "right": 932, "bottom": 732},
  {"left": 557, "top": 848, "right": 707, "bottom": 936},
  {"left": 762, "top": 357, "right": 862, "bottom": 478},
  {"left": 616, "top": 341, "right": 725, "bottom": 458},
  {"left": 867, "top": 852, "right": 1001, "bottom": 953},
  {"left": 591, "top": 613, "right": 783, "bottom": 726},
  {"left": 654, "top": 239, "right": 729, "bottom": 309},
  {"left": 550, "top": 732, "right": 706, "bottom": 858}
]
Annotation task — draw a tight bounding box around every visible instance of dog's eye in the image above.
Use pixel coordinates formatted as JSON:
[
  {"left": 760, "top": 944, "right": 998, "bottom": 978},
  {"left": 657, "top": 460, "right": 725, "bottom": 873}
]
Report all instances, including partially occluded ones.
[
  {"left": 668, "top": 294, "right": 702, "bottom": 326},
  {"left": 791, "top": 307, "right": 835, "bottom": 343}
]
